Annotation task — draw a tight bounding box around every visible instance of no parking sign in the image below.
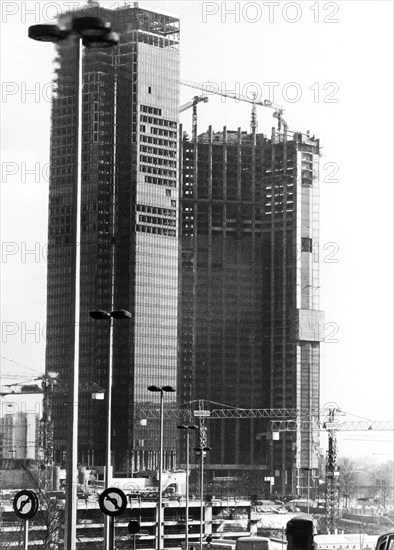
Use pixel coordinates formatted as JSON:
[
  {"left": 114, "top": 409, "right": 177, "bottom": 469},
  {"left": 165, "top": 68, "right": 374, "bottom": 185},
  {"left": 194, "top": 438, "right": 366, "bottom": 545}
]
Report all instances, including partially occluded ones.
[
  {"left": 99, "top": 487, "right": 127, "bottom": 517},
  {"left": 13, "top": 490, "right": 39, "bottom": 520}
]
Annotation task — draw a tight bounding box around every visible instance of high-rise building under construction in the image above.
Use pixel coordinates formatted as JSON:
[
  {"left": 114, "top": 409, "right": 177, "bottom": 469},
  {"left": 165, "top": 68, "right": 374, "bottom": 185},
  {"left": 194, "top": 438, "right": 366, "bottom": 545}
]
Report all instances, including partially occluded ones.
[
  {"left": 179, "top": 124, "right": 323, "bottom": 496},
  {"left": 46, "top": 4, "right": 180, "bottom": 473},
  {"left": 46, "top": 2, "right": 323, "bottom": 492}
]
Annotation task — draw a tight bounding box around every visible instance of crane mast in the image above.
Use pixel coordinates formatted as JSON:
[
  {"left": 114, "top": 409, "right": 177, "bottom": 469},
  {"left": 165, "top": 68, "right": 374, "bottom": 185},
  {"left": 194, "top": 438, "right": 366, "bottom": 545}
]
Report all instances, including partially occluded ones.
[
  {"left": 271, "top": 406, "right": 393, "bottom": 534},
  {"left": 324, "top": 405, "right": 341, "bottom": 534},
  {"left": 179, "top": 95, "right": 208, "bottom": 141},
  {"left": 139, "top": 398, "right": 392, "bottom": 534}
]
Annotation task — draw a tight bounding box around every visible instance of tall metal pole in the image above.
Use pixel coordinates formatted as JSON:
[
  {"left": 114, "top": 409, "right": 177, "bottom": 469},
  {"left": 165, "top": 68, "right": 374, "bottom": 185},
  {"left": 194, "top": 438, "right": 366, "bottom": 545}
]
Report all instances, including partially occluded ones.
[
  {"left": 110, "top": 516, "right": 115, "bottom": 550},
  {"left": 177, "top": 424, "right": 197, "bottom": 548},
  {"left": 104, "top": 315, "right": 114, "bottom": 550},
  {"left": 158, "top": 390, "right": 164, "bottom": 550},
  {"left": 28, "top": 19, "right": 119, "bottom": 550},
  {"left": 199, "top": 450, "right": 204, "bottom": 550},
  {"left": 23, "top": 520, "right": 29, "bottom": 550},
  {"left": 64, "top": 35, "right": 82, "bottom": 550},
  {"left": 307, "top": 469, "right": 310, "bottom": 515},
  {"left": 105, "top": 45, "right": 117, "bottom": 546},
  {"left": 148, "top": 385, "right": 174, "bottom": 550},
  {"left": 185, "top": 431, "right": 190, "bottom": 550}
]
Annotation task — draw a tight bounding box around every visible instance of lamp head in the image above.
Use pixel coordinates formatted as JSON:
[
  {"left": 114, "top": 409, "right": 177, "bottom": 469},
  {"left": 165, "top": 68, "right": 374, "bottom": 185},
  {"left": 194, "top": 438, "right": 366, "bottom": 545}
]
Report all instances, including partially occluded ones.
[
  {"left": 90, "top": 310, "right": 111, "bottom": 320},
  {"left": 162, "top": 385, "right": 175, "bottom": 393},
  {"left": 72, "top": 16, "right": 107, "bottom": 37},
  {"left": 28, "top": 24, "right": 68, "bottom": 43},
  {"left": 111, "top": 309, "right": 131, "bottom": 319},
  {"left": 83, "top": 31, "right": 119, "bottom": 48}
]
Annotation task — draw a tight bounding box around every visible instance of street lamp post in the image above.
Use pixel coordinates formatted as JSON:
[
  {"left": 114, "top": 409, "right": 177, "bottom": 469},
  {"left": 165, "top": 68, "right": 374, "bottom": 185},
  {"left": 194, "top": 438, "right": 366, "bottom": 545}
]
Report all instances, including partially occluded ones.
[
  {"left": 90, "top": 309, "right": 131, "bottom": 550},
  {"left": 302, "top": 467, "right": 314, "bottom": 515},
  {"left": 148, "top": 385, "right": 176, "bottom": 550},
  {"left": 177, "top": 424, "right": 198, "bottom": 550},
  {"left": 194, "top": 445, "right": 211, "bottom": 550},
  {"left": 28, "top": 17, "right": 119, "bottom": 550}
]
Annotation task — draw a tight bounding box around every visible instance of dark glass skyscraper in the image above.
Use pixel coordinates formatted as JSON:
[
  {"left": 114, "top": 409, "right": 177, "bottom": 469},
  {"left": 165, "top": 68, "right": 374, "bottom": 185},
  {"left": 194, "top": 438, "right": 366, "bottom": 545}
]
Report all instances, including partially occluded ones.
[
  {"left": 179, "top": 125, "right": 323, "bottom": 497},
  {"left": 46, "top": 5, "right": 180, "bottom": 473}
]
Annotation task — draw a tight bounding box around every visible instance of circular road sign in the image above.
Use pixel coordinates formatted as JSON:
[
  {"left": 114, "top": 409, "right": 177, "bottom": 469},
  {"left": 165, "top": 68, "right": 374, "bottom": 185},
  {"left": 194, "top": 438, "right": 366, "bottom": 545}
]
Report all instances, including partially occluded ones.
[
  {"left": 13, "top": 490, "right": 39, "bottom": 520},
  {"left": 99, "top": 487, "right": 127, "bottom": 517},
  {"left": 128, "top": 520, "right": 141, "bottom": 534}
]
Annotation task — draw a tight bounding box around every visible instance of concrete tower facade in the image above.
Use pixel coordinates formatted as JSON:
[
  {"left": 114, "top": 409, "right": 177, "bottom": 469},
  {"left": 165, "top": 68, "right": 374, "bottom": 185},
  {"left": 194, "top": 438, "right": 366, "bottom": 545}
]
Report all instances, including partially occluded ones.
[{"left": 179, "top": 125, "right": 323, "bottom": 497}]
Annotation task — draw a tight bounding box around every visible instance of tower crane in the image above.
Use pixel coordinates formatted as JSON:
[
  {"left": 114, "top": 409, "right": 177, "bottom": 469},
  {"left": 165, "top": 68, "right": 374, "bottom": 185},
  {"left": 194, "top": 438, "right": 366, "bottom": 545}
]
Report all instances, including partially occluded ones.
[
  {"left": 180, "top": 78, "right": 286, "bottom": 133},
  {"left": 323, "top": 405, "right": 341, "bottom": 535},
  {"left": 1, "top": 374, "right": 104, "bottom": 490},
  {"left": 270, "top": 405, "right": 393, "bottom": 535},
  {"left": 138, "top": 399, "right": 393, "bottom": 535},
  {"left": 0, "top": 355, "right": 44, "bottom": 386},
  {"left": 138, "top": 398, "right": 318, "bottom": 420},
  {"left": 179, "top": 95, "right": 209, "bottom": 142}
]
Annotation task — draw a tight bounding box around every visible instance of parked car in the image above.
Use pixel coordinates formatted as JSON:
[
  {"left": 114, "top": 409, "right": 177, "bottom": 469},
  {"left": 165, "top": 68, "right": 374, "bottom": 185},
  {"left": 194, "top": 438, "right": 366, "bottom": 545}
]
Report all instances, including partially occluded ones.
[{"left": 375, "top": 532, "right": 394, "bottom": 550}]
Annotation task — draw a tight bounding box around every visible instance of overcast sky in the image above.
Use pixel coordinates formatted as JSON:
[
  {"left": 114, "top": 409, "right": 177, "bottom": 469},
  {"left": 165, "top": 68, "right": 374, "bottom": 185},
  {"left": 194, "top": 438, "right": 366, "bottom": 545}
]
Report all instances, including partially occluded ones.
[{"left": 1, "top": 1, "right": 393, "bottom": 458}]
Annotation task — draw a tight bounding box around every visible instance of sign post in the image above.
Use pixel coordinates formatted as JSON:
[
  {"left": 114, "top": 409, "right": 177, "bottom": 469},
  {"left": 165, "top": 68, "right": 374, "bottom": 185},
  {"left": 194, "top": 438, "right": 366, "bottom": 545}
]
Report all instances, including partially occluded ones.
[
  {"left": 24, "top": 519, "right": 29, "bottom": 550},
  {"left": 13, "top": 490, "right": 39, "bottom": 550}
]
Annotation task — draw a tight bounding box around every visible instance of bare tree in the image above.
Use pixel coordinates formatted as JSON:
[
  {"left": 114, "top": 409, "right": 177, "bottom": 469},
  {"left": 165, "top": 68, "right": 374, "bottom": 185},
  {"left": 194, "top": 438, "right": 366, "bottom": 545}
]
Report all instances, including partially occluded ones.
[
  {"left": 373, "top": 463, "right": 393, "bottom": 508},
  {"left": 338, "top": 457, "right": 357, "bottom": 508}
]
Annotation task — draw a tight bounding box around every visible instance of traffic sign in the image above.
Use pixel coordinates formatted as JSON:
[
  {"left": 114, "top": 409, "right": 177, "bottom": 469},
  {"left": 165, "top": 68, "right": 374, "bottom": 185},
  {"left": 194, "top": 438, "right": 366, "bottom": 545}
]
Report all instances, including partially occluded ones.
[
  {"left": 128, "top": 520, "right": 141, "bottom": 534},
  {"left": 194, "top": 410, "right": 210, "bottom": 417},
  {"left": 13, "top": 490, "right": 39, "bottom": 520},
  {"left": 99, "top": 487, "right": 127, "bottom": 517}
]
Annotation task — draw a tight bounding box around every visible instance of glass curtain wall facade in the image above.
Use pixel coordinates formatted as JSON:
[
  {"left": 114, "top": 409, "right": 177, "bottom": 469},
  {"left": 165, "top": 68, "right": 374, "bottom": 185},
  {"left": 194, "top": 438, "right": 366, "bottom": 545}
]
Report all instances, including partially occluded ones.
[
  {"left": 46, "top": 5, "right": 180, "bottom": 474},
  {"left": 179, "top": 126, "right": 322, "bottom": 498}
]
